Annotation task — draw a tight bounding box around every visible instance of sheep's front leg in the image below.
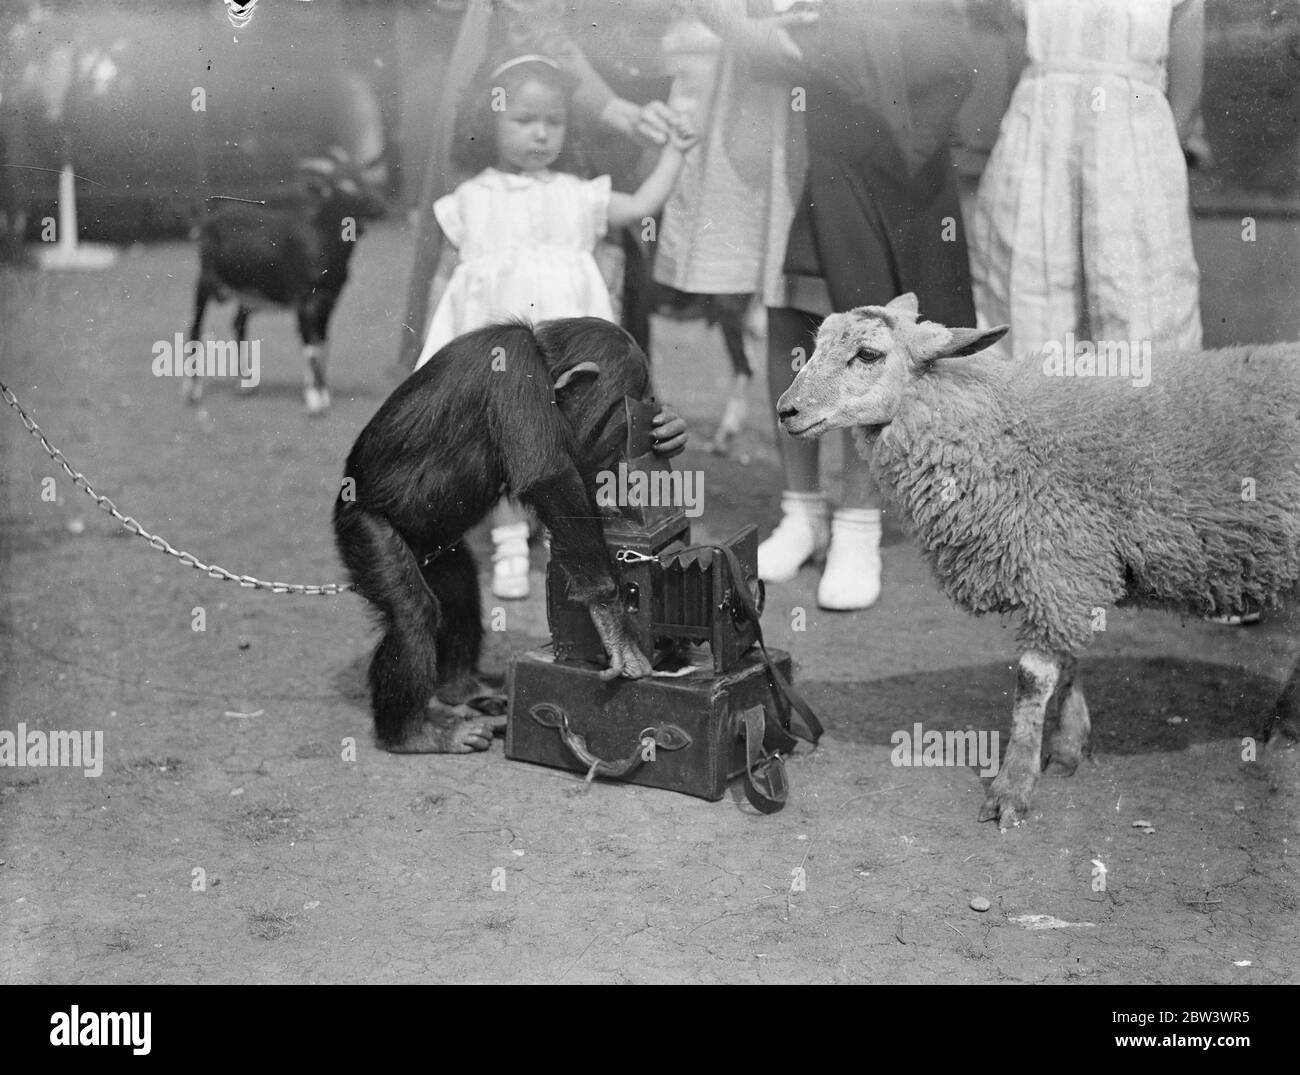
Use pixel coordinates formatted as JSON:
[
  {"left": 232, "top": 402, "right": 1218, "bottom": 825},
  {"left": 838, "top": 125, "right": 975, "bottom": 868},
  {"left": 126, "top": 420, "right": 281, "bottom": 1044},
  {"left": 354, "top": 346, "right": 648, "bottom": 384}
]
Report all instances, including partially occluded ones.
[
  {"left": 1266, "top": 658, "right": 1300, "bottom": 751},
  {"left": 1045, "top": 655, "right": 1090, "bottom": 775},
  {"left": 980, "top": 649, "right": 1060, "bottom": 829}
]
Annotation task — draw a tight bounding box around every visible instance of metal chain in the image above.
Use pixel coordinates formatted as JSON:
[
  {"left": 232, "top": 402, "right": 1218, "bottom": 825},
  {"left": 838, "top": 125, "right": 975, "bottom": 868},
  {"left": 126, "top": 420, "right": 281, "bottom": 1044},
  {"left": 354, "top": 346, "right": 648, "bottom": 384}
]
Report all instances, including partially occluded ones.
[{"left": 1, "top": 379, "right": 354, "bottom": 596}]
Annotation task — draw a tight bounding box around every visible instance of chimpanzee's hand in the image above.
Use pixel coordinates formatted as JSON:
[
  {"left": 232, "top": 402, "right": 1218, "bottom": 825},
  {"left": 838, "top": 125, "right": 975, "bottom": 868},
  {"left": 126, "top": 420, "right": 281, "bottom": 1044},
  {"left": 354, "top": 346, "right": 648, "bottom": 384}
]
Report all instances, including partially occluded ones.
[
  {"left": 588, "top": 602, "right": 653, "bottom": 681},
  {"left": 651, "top": 408, "right": 687, "bottom": 458}
]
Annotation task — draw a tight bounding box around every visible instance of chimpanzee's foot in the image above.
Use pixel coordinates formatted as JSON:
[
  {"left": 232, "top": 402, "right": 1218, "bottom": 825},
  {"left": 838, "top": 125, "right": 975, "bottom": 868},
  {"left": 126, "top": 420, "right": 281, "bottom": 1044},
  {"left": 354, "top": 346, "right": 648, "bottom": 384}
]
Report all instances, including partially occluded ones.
[
  {"left": 588, "top": 603, "right": 653, "bottom": 680},
  {"left": 386, "top": 702, "right": 495, "bottom": 753}
]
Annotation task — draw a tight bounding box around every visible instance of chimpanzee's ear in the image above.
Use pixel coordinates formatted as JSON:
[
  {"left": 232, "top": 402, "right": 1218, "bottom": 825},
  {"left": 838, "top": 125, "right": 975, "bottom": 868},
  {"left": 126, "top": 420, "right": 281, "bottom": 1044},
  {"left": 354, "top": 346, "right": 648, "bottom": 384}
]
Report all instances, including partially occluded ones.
[{"left": 552, "top": 362, "right": 600, "bottom": 392}]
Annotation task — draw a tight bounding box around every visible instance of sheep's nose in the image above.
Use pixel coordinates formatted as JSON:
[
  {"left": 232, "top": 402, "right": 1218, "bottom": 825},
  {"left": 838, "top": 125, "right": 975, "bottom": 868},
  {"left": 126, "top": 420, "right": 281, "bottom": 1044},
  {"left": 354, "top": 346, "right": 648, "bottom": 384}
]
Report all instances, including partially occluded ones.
[{"left": 777, "top": 403, "right": 798, "bottom": 421}]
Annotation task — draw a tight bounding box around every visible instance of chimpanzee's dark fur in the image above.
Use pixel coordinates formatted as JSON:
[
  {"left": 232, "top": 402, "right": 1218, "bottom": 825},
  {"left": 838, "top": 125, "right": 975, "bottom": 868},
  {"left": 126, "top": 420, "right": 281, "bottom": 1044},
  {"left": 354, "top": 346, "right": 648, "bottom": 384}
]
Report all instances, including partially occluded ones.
[{"left": 334, "top": 317, "right": 655, "bottom": 753}]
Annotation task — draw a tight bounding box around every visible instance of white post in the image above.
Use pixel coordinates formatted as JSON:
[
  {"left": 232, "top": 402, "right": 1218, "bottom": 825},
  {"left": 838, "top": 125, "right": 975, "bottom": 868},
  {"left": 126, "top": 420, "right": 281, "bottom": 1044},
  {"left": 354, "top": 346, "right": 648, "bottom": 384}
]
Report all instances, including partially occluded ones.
[{"left": 35, "top": 161, "right": 117, "bottom": 270}]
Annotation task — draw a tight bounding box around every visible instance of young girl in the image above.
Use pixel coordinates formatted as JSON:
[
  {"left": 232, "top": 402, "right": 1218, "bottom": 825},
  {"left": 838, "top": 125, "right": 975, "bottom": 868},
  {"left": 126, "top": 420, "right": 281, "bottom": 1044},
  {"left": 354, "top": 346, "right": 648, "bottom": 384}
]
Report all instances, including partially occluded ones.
[{"left": 415, "top": 53, "right": 695, "bottom": 599}]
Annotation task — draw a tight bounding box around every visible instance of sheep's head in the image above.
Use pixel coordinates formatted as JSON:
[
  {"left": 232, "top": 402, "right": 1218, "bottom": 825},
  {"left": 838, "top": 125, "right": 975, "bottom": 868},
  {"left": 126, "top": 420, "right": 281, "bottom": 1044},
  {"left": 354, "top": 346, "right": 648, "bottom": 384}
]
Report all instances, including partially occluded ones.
[{"left": 777, "top": 293, "right": 1007, "bottom": 438}]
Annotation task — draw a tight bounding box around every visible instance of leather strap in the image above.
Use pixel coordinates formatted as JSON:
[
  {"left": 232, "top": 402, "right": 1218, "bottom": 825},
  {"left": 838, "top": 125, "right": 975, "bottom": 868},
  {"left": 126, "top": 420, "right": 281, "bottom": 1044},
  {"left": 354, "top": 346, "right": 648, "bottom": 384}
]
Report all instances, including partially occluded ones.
[
  {"left": 709, "top": 542, "right": 825, "bottom": 747},
  {"left": 741, "top": 706, "right": 787, "bottom": 814}
]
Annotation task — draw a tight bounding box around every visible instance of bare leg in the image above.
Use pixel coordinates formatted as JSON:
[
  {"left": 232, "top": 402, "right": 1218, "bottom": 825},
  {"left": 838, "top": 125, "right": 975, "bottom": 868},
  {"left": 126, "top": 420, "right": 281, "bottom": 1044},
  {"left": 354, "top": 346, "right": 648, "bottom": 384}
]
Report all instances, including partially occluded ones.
[
  {"left": 767, "top": 307, "right": 822, "bottom": 493},
  {"left": 980, "top": 649, "right": 1061, "bottom": 829},
  {"left": 839, "top": 427, "right": 881, "bottom": 510}
]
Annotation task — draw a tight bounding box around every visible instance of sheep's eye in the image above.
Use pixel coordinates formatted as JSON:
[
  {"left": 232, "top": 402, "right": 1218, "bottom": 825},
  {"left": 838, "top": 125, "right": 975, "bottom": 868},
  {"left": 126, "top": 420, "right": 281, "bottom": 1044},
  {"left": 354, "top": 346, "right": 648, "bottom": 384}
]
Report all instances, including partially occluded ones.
[{"left": 853, "top": 347, "right": 883, "bottom": 365}]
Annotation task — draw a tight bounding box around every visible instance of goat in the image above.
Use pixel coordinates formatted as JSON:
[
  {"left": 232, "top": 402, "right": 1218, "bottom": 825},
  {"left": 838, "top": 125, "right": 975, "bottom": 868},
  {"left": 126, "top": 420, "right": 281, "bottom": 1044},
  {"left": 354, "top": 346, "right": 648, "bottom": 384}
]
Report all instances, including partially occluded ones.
[{"left": 185, "top": 148, "right": 385, "bottom": 413}]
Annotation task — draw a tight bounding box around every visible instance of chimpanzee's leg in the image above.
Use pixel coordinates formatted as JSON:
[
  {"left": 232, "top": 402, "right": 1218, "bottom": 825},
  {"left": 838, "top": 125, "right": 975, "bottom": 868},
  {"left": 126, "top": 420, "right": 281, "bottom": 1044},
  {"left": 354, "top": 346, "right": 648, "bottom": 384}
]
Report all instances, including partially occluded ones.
[
  {"left": 334, "top": 503, "right": 492, "bottom": 753},
  {"left": 423, "top": 541, "right": 484, "bottom": 704}
]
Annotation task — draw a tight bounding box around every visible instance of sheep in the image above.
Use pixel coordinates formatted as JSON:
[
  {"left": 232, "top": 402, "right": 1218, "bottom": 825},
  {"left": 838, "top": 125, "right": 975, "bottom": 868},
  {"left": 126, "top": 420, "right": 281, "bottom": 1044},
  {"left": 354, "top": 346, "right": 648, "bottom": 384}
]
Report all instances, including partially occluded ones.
[
  {"left": 777, "top": 292, "right": 1300, "bottom": 828},
  {"left": 186, "top": 149, "right": 385, "bottom": 414}
]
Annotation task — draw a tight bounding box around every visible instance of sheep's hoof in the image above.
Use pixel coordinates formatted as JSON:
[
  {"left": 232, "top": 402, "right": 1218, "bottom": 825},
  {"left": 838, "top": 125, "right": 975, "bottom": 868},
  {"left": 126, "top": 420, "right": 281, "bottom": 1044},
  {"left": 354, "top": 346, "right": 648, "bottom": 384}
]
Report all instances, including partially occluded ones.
[
  {"left": 304, "top": 386, "right": 330, "bottom": 415},
  {"left": 1043, "top": 734, "right": 1086, "bottom": 776},
  {"left": 979, "top": 766, "right": 1037, "bottom": 830}
]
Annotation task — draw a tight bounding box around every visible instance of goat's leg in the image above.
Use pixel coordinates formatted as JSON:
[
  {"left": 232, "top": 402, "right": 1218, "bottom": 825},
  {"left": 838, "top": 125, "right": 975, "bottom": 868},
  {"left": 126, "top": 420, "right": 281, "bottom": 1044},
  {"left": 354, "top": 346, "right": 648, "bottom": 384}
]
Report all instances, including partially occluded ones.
[
  {"left": 298, "top": 296, "right": 336, "bottom": 415},
  {"left": 232, "top": 306, "right": 257, "bottom": 393},
  {"left": 979, "top": 649, "right": 1061, "bottom": 829},
  {"left": 184, "top": 280, "right": 212, "bottom": 404},
  {"left": 1044, "top": 655, "right": 1090, "bottom": 775}
]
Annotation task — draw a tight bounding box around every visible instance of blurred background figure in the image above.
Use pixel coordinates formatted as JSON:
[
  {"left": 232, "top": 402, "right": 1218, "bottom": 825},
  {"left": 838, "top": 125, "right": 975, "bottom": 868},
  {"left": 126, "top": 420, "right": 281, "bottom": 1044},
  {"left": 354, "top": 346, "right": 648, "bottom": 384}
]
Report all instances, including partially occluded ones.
[
  {"left": 968, "top": 0, "right": 1207, "bottom": 360},
  {"left": 653, "top": 10, "right": 765, "bottom": 457},
  {"left": 681, "top": 0, "right": 975, "bottom": 612}
]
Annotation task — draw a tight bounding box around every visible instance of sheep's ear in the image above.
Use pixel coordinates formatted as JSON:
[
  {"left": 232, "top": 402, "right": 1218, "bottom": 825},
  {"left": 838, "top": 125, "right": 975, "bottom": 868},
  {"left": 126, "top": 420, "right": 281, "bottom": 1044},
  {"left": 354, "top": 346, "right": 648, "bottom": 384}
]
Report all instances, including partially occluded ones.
[
  {"left": 935, "top": 325, "right": 1008, "bottom": 359},
  {"left": 552, "top": 361, "right": 600, "bottom": 392},
  {"left": 886, "top": 293, "right": 919, "bottom": 318}
]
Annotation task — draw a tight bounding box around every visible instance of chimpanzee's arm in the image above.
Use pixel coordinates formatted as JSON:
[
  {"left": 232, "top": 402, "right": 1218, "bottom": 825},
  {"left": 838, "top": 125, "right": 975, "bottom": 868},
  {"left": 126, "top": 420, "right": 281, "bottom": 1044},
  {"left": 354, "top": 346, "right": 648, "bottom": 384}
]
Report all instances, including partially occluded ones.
[{"left": 488, "top": 332, "right": 652, "bottom": 679}]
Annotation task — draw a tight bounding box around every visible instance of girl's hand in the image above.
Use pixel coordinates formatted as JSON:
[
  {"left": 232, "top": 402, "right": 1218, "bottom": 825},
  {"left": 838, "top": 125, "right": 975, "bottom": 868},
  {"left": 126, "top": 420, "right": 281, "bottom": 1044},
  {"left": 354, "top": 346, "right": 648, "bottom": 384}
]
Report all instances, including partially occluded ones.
[
  {"left": 651, "top": 408, "right": 688, "bottom": 458},
  {"left": 1179, "top": 110, "right": 1213, "bottom": 170},
  {"left": 634, "top": 100, "right": 678, "bottom": 146},
  {"left": 666, "top": 115, "right": 699, "bottom": 154},
  {"left": 600, "top": 98, "right": 674, "bottom": 147}
]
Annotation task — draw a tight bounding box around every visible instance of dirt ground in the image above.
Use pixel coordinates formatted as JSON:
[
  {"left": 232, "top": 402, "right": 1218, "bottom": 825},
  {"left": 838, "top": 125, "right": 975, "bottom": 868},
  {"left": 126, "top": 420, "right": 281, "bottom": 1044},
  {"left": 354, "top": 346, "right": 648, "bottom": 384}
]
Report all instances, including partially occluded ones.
[{"left": 1, "top": 222, "right": 1297, "bottom": 984}]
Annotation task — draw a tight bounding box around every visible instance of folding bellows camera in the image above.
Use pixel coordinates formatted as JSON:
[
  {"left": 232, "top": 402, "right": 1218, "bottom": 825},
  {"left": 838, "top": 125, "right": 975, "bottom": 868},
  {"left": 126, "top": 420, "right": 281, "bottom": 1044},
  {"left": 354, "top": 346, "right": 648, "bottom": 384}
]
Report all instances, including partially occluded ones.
[
  {"left": 506, "top": 398, "right": 820, "bottom": 813},
  {"left": 544, "top": 401, "right": 762, "bottom": 674}
]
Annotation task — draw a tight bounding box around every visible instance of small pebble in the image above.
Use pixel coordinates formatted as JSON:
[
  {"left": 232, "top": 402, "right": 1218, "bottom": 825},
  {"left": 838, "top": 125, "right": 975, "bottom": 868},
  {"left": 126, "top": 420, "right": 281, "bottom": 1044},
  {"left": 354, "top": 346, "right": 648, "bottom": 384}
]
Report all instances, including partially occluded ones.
[{"left": 970, "top": 896, "right": 991, "bottom": 912}]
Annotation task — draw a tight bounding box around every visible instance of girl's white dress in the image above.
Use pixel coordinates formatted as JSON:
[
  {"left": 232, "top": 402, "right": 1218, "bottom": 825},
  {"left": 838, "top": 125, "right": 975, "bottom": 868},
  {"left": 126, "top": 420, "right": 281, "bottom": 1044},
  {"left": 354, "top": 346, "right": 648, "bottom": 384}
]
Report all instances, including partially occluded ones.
[
  {"left": 969, "top": 0, "right": 1202, "bottom": 360},
  {"left": 415, "top": 167, "right": 614, "bottom": 369}
]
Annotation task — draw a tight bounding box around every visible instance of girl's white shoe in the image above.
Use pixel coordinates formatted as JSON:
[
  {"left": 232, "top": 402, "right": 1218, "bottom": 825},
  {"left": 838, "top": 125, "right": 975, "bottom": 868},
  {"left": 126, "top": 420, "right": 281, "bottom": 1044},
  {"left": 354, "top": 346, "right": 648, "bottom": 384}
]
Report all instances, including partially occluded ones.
[
  {"left": 817, "top": 508, "right": 882, "bottom": 610},
  {"left": 757, "top": 491, "right": 829, "bottom": 583}
]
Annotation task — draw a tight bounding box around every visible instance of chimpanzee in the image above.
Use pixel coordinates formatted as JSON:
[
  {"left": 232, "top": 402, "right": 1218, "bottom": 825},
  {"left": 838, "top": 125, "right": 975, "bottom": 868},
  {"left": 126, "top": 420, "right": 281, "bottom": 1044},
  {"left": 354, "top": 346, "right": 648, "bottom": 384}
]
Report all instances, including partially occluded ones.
[{"left": 334, "top": 316, "right": 687, "bottom": 753}]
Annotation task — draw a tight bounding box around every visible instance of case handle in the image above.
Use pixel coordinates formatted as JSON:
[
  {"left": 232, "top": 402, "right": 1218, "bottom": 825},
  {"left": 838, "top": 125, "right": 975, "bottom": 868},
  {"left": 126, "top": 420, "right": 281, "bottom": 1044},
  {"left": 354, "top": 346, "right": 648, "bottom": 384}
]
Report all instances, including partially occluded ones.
[{"left": 529, "top": 703, "right": 692, "bottom": 782}]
